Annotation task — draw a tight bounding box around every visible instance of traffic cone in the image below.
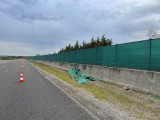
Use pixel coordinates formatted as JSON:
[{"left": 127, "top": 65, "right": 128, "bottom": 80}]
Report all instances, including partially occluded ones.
[
  {"left": 20, "top": 71, "right": 24, "bottom": 82},
  {"left": 22, "top": 64, "right": 24, "bottom": 68}
]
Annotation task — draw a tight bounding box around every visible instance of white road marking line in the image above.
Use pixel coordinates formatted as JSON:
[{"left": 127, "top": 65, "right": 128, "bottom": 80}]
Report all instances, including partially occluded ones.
[{"left": 4, "top": 70, "right": 8, "bottom": 72}]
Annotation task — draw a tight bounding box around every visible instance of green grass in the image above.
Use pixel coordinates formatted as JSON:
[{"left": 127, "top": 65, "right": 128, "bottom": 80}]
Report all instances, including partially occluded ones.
[
  {"left": 32, "top": 62, "right": 136, "bottom": 103},
  {"left": 32, "top": 61, "right": 160, "bottom": 120}
]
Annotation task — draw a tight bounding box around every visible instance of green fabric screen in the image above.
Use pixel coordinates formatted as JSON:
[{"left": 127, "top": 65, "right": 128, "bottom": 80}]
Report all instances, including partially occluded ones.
[
  {"left": 29, "top": 38, "right": 160, "bottom": 71},
  {"left": 151, "top": 39, "right": 160, "bottom": 71}
]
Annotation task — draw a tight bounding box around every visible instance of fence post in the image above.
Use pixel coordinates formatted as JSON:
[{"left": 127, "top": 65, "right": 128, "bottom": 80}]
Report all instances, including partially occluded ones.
[
  {"left": 116, "top": 44, "right": 118, "bottom": 67},
  {"left": 61, "top": 53, "right": 65, "bottom": 62},
  {"left": 83, "top": 49, "right": 85, "bottom": 64},
  {"left": 96, "top": 47, "right": 98, "bottom": 65},
  {"left": 75, "top": 51, "right": 76, "bottom": 63},
  {"left": 149, "top": 39, "right": 152, "bottom": 70},
  {"left": 101, "top": 46, "right": 104, "bottom": 66}
]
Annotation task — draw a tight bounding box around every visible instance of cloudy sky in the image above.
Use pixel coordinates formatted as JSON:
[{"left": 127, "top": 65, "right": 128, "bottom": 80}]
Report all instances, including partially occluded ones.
[{"left": 0, "top": 0, "right": 160, "bottom": 56}]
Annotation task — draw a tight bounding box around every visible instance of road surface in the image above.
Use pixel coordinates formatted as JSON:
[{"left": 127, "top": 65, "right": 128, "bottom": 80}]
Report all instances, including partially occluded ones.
[{"left": 0, "top": 60, "right": 95, "bottom": 120}]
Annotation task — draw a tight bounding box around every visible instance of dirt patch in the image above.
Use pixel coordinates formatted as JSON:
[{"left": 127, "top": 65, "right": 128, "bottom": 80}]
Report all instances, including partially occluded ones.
[{"left": 93, "top": 80, "right": 160, "bottom": 120}]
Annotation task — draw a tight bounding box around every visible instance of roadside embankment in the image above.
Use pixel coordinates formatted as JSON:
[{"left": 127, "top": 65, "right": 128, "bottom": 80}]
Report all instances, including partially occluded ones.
[
  {"left": 30, "top": 61, "right": 160, "bottom": 120},
  {"left": 36, "top": 60, "right": 160, "bottom": 96}
]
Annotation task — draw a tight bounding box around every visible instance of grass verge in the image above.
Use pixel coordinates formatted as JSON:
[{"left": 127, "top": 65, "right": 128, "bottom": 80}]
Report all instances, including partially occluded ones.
[{"left": 32, "top": 61, "right": 160, "bottom": 120}]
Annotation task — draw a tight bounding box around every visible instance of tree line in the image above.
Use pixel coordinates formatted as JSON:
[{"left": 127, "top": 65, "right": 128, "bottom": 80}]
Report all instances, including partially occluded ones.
[{"left": 58, "top": 34, "right": 112, "bottom": 53}]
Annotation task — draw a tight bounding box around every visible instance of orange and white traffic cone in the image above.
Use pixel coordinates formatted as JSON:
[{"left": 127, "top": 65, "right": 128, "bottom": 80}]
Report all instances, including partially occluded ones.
[{"left": 20, "top": 71, "right": 24, "bottom": 82}]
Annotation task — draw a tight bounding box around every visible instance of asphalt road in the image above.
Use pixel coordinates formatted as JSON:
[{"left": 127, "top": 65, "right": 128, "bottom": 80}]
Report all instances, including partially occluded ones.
[{"left": 0, "top": 60, "right": 95, "bottom": 120}]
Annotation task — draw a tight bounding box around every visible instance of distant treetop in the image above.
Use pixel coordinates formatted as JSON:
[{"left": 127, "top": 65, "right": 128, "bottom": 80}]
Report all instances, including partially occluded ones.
[{"left": 58, "top": 34, "right": 112, "bottom": 53}]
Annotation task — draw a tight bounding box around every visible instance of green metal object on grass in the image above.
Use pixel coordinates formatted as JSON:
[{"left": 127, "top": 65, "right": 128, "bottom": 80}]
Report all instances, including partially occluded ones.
[{"left": 68, "top": 68, "right": 96, "bottom": 84}]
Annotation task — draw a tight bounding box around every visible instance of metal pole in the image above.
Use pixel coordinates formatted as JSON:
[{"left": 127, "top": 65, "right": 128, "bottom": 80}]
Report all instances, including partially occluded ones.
[
  {"left": 96, "top": 47, "right": 98, "bottom": 65},
  {"left": 149, "top": 39, "right": 152, "bottom": 70},
  {"left": 102, "top": 46, "right": 104, "bottom": 66},
  {"left": 116, "top": 44, "right": 118, "bottom": 67},
  {"left": 75, "top": 51, "right": 76, "bottom": 63},
  {"left": 83, "top": 49, "right": 85, "bottom": 64}
]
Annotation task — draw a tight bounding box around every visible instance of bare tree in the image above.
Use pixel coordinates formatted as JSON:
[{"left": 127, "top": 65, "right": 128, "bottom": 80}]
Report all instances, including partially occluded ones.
[{"left": 147, "top": 29, "right": 160, "bottom": 39}]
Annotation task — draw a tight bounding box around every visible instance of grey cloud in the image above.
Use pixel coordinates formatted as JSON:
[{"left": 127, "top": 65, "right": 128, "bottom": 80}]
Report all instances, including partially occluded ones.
[
  {"left": 0, "top": 11, "right": 72, "bottom": 50},
  {"left": 17, "top": 14, "right": 64, "bottom": 22},
  {"left": 0, "top": 0, "right": 160, "bottom": 55},
  {"left": 19, "top": 0, "right": 39, "bottom": 7},
  {"left": 0, "top": 0, "right": 63, "bottom": 21}
]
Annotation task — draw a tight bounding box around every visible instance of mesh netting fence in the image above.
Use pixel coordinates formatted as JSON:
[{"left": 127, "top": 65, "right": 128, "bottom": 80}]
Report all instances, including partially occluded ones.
[{"left": 29, "top": 38, "right": 160, "bottom": 71}]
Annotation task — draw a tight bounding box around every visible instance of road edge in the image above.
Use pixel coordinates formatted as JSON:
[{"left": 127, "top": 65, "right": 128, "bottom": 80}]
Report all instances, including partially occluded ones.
[{"left": 29, "top": 61, "right": 130, "bottom": 120}]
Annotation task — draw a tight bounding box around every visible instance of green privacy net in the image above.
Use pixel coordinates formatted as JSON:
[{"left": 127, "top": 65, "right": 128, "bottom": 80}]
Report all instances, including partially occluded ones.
[{"left": 28, "top": 38, "right": 160, "bottom": 71}]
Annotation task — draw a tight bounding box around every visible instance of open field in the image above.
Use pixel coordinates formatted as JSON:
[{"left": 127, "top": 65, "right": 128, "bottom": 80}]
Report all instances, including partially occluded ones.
[{"left": 0, "top": 57, "right": 16, "bottom": 60}]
